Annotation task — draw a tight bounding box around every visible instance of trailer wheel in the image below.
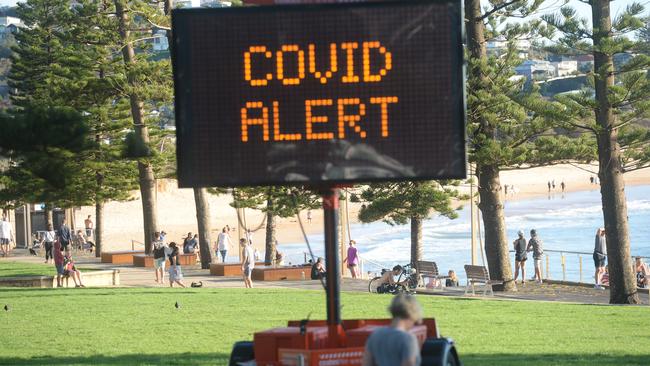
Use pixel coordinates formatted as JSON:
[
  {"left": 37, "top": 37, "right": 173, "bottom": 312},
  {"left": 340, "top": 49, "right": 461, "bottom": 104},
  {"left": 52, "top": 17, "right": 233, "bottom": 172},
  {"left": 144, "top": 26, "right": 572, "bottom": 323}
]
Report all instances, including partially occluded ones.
[
  {"left": 421, "top": 338, "right": 461, "bottom": 366},
  {"left": 229, "top": 341, "right": 254, "bottom": 366}
]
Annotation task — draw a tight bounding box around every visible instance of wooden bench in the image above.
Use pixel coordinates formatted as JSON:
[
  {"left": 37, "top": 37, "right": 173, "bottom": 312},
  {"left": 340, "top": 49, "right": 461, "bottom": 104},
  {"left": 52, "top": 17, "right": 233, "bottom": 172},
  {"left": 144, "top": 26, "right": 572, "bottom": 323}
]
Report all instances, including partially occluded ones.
[
  {"left": 210, "top": 262, "right": 265, "bottom": 276},
  {"left": 415, "top": 261, "right": 448, "bottom": 289},
  {"left": 251, "top": 265, "right": 311, "bottom": 281},
  {"left": 100, "top": 250, "right": 144, "bottom": 264},
  {"left": 133, "top": 254, "right": 197, "bottom": 267},
  {"left": 464, "top": 265, "right": 503, "bottom": 296}
]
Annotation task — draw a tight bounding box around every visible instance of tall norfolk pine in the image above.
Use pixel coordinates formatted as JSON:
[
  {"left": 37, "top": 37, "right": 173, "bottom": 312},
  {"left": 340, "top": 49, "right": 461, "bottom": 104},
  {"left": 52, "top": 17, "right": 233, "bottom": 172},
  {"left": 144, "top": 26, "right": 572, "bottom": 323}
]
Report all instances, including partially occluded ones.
[
  {"left": 463, "top": 0, "right": 593, "bottom": 291},
  {"left": 543, "top": 2, "right": 650, "bottom": 304}
]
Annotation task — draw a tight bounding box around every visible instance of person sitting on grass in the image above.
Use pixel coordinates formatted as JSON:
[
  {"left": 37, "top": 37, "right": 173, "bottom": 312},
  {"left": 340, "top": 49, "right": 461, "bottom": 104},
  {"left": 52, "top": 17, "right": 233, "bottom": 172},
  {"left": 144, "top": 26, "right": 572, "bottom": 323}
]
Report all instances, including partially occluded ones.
[
  {"left": 362, "top": 294, "right": 422, "bottom": 366},
  {"left": 311, "top": 257, "right": 326, "bottom": 280},
  {"left": 63, "top": 249, "right": 85, "bottom": 288}
]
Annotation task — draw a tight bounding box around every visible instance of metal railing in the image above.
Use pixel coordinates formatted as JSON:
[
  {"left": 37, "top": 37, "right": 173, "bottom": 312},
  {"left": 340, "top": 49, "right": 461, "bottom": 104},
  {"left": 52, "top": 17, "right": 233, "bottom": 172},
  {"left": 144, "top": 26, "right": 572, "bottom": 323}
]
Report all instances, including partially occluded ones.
[
  {"left": 301, "top": 251, "right": 385, "bottom": 279},
  {"left": 131, "top": 239, "right": 145, "bottom": 251},
  {"left": 510, "top": 249, "right": 650, "bottom": 284}
]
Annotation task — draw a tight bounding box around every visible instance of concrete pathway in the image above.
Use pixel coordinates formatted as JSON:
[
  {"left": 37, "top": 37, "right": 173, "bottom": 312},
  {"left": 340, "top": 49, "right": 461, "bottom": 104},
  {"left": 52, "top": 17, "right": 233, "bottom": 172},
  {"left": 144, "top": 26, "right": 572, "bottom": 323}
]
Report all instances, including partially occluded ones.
[{"left": 3, "top": 249, "right": 649, "bottom": 305}]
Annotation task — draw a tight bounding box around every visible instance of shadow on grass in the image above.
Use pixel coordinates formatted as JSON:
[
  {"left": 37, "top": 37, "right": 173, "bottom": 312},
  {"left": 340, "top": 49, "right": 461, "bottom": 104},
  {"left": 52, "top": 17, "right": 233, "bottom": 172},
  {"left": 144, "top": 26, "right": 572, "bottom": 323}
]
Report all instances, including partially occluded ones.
[
  {"left": 461, "top": 353, "right": 650, "bottom": 366},
  {"left": 1, "top": 352, "right": 648, "bottom": 366},
  {"left": 0, "top": 352, "right": 230, "bottom": 366}
]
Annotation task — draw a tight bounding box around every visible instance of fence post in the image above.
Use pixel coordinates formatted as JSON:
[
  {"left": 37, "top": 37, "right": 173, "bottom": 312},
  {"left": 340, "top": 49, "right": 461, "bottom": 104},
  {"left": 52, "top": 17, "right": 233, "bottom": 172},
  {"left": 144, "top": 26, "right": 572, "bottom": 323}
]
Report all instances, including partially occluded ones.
[
  {"left": 546, "top": 255, "right": 550, "bottom": 280},
  {"left": 561, "top": 253, "right": 566, "bottom": 282},
  {"left": 579, "top": 255, "right": 583, "bottom": 283}
]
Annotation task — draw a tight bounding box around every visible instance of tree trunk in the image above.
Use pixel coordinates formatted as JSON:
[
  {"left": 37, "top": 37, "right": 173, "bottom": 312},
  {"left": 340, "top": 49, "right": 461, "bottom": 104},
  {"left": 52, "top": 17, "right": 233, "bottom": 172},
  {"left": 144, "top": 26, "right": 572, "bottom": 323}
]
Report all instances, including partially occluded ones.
[
  {"left": 95, "top": 200, "right": 103, "bottom": 257},
  {"left": 115, "top": 0, "right": 158, "bottom": 254},
  {"left": 591, "top": 0, "right": 639, "bottom": 304},
  {"left": 193, "top": 187, "right": 213, "bottom": 269},
  {"left": 465, "top": 0, "right": 514, "bottom": 291},
  {"left": 410, "top": 216, "right": 422, "bottom": 265},
  {"left": 264, "top": 198, "right": 276, "bottom": 265},
  {"left": 476, "top": 166, "right": 514, "bottom": 291},
  {"left": 45, "top": 205, "right": 53, "bottom": 229}
]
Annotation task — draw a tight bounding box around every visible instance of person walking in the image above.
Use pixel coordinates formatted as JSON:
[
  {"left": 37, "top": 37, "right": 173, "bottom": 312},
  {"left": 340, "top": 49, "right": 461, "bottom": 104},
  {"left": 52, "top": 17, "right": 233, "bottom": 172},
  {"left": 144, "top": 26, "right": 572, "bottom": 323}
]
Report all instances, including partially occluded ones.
[
  {"left": 58, "top": 218, "right": 72, "bottom": 252},
  {"left": 526, "top": 229, "right": 544, "bottom": 284},
  {"left": 362, "top": 294, "right": 422, "bottom": 366},
  {"left": 343, "top": 240, "right": 360, "bottom": 278},
  {"left": 84, "top": 215, "right": 93, "bottom": 239},
  {"left": 41, "top": 224, "right": 56, "bottom": 263},
  {"left": 168, "top": 242, "right": 186, "bottom": 288},
  {"left": 560, "top": 181, "right": 566, "bottom": 193},
  {"left": 593, "top": 228, "right": 607, "bottom": 290},
  {"left": 241, "top": 238, "right": 254, "bottom": 288},
  {"left": 216, "top": 227, "right": 232, "bottom": 263},
  {"left": 547, "top": 181, "right": 551, "bottom": 193},
  {"left": 152, "top": 232, "right": 168, "bottom": 284},
  {"left": 513, "top": 230, "right": 528, "bottom": 284},
  {"left": 0, "top": 213, "right": 13, "bottom": 257}
]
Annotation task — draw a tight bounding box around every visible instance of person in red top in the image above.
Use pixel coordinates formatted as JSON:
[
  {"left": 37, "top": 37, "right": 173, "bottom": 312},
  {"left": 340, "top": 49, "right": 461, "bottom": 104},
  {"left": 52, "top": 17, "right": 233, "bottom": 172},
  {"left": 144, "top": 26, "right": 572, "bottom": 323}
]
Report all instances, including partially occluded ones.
[{"left": 53, "top": 239, "right": 65, "bottom": 288}]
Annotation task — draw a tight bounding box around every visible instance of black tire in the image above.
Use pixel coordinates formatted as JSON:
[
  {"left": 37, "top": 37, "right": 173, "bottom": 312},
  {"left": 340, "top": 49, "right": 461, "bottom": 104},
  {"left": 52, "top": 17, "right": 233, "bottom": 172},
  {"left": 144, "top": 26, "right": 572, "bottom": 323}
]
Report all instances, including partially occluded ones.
[
  {"left": 368, "top": 276, "right": 383, "bottom": 293},
  {"left": 229, "top": 341, "right": 254, "bottom": 366},
  {"left": 421, "top": 338, "right": 461, "bottom": 366}
]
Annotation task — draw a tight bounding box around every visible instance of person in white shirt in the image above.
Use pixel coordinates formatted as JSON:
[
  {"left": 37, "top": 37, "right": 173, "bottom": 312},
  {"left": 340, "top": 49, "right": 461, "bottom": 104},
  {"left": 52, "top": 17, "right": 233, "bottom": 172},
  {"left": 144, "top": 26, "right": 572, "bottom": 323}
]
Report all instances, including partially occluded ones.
[
  {"left": 41, "top": 224, "right": 56, "bottom": 263},
  {"left": 0, "top": 214, "right": 13, "bottom": 257},
  {"left": 215, "top": 227, "right": 233, "bottom": 262}
]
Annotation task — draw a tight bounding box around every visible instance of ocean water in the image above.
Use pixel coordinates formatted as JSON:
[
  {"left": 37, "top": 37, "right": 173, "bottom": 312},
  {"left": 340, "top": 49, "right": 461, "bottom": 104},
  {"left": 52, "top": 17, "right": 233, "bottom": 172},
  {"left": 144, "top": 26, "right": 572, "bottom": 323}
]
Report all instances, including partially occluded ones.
[{"left": 278, "top": 184, "right": 650, "bottom": 283}]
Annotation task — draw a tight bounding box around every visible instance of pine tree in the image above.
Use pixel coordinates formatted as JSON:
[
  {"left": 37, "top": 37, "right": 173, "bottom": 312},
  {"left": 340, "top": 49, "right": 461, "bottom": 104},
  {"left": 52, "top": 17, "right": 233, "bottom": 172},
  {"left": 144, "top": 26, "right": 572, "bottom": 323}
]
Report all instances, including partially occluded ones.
[
  {"left": 111, "top": 0, "right": 173, "bottom": 253},
  {"left": 354, "top": 181, "right": 464, "bottom": 265},
  {"left": 463, "top": 0, "right": 589, "bottom": 291},
  {"left": 543, "top": 2, "right": 650, "bottom": 304}
]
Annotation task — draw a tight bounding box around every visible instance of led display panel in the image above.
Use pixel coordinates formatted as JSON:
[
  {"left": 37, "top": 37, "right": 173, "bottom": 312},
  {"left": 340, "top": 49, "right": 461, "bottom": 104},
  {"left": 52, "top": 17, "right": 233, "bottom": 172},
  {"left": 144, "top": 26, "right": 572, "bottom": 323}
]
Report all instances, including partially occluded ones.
[{"left": 172, "top": 0, "right": 466, "bottom": 188}]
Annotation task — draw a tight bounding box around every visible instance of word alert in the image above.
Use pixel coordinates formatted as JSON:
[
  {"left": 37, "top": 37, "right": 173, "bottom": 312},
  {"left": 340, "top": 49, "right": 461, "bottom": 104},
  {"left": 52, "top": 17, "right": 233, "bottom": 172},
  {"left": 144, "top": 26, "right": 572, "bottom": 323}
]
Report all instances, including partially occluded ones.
[{"left": 241, "top": 97, "right": 398, "bottom": 142}]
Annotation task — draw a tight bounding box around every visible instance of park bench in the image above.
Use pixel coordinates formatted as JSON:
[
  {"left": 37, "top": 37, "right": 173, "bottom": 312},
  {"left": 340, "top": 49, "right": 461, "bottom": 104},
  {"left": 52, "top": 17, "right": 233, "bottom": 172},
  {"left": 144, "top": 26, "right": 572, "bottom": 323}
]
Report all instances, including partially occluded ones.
[
  {"left": 209, "top": 262, "right": 264, "bottom": 276},
  {"left": 464, "top": 264, "right": 503, "bottom": 296},
  {"left": 415, "top": 261, "right": 448, "bottom": 289}
]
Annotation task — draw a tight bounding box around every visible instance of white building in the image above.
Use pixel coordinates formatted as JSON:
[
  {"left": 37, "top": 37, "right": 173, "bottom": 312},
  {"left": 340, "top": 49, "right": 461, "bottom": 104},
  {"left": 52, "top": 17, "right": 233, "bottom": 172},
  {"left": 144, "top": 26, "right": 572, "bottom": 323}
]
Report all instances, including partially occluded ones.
[
  {"left": 515, "top": 60, "right": 556, "bottom": 80},
  {"left": 553, "top": 59, "right": 578, "bottom": 77},
  {"left": 486, "top": 35, "right": 531, "bottom": 59}
]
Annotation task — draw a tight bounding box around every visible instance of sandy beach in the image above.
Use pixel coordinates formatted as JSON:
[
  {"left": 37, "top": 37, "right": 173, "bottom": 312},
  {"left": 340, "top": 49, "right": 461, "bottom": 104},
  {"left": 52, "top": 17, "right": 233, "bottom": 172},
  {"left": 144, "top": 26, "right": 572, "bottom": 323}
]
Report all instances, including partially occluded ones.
[{"left": 69, "top": 163, "right": 650, "bottom": 253}]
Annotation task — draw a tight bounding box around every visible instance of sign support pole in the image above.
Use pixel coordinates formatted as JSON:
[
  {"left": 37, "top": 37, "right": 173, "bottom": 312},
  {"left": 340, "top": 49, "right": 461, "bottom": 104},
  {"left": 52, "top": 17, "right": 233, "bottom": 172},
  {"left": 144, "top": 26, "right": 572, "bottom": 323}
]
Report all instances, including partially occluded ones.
[{"left": 322, "top": 187, "right": 344, "bottom": 347}]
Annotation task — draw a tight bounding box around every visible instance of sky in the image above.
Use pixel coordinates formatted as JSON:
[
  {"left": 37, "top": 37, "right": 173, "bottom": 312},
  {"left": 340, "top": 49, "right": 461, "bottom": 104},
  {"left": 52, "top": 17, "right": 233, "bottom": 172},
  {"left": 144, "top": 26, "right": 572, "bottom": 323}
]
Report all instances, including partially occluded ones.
[{"left": 0, "top": 0, "right": 647, "bottom": 18}]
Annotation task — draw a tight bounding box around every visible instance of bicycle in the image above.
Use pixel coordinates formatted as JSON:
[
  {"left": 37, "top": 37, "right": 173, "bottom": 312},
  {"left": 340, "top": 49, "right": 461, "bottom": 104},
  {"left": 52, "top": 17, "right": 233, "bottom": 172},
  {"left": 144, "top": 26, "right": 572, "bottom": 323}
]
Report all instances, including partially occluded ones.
[{"left": 368, "top": 263, "right": 419, "bottom": 294}]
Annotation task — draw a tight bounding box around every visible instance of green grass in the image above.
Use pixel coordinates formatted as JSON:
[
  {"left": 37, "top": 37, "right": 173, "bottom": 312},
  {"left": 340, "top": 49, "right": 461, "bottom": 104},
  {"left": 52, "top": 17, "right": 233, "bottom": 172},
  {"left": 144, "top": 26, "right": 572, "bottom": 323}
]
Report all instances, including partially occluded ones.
[
  {"left": 0, "top": 261, "right": 96, "bottom": 278},
  {"left": 0, "top": 287, "right": 648, "bottom": 365}
]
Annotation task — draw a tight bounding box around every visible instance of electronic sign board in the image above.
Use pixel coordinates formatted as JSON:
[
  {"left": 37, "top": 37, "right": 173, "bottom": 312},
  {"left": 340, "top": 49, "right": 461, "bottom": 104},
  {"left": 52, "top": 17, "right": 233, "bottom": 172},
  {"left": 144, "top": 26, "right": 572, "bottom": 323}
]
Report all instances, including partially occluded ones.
[{"left": 172, "top": 0, "right": 466, "bottom": 188}]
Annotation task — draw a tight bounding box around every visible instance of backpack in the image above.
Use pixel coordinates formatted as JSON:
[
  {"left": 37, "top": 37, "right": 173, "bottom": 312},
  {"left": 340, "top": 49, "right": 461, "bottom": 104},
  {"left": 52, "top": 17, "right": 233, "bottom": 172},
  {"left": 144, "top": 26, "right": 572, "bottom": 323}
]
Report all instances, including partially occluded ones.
[{"left": 153, "top": 245, "right": 165, "bottom": 259}]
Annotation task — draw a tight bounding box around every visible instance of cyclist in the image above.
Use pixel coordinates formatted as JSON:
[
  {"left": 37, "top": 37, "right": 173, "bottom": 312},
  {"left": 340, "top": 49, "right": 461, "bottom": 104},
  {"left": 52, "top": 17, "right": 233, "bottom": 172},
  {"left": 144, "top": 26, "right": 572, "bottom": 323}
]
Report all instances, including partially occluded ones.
[{"left": 376, "top": 265, "right": 407, "bottom": 293}]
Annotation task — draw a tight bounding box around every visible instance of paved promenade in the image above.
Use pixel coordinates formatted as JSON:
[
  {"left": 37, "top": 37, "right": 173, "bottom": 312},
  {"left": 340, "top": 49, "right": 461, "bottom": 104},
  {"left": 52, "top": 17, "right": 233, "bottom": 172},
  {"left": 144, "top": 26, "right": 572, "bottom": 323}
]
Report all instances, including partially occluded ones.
[{"left": 3, "top": 249, "right": 649, "bottom": 305}]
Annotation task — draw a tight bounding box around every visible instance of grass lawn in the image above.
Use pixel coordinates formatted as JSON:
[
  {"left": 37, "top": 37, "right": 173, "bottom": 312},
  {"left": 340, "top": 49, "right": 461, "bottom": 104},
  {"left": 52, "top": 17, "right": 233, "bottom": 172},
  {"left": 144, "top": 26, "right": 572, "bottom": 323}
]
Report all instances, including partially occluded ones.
[
  {"left": 0, "top": 287, "right": 648, "bottom": 366},
  {"left": 0, "top": 261, "right": 96, "bottom": 278}
]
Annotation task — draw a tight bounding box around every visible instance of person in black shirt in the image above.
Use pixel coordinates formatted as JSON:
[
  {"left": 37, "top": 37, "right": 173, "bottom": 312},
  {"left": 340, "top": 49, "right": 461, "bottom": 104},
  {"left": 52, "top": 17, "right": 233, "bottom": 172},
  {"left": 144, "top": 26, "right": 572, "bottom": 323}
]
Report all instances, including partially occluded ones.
[{"left": 168, "top": 242, "right": 186, "bottom": 288}]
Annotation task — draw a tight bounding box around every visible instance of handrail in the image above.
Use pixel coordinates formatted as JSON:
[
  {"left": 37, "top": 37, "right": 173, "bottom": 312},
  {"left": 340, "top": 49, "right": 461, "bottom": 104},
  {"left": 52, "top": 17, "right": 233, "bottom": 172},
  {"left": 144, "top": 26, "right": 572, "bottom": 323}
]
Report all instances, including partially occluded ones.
[
  {"left": 131, "top": 239, "right": 145, "bottom": 251},
  {"left": 509, "top": 248, "right": 650, "bottom": 259}
]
